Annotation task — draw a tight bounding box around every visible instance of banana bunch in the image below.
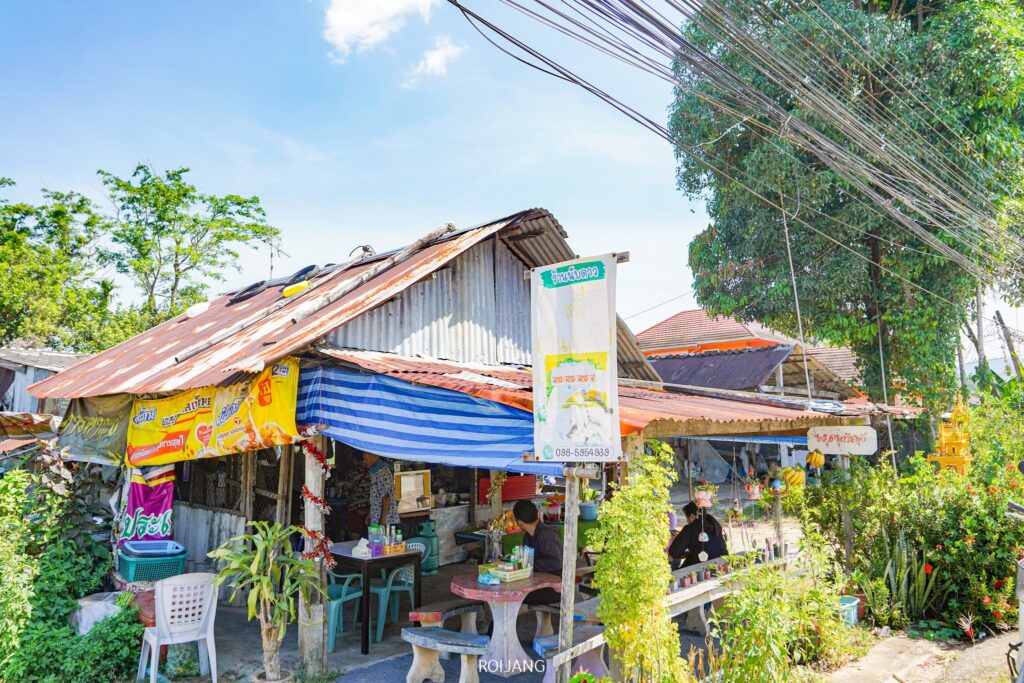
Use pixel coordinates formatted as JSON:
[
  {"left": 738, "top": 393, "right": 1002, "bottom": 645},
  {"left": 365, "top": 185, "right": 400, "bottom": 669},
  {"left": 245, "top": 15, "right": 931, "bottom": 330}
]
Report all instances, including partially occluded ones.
[
  {"left": 806, "top": 449, "right": 825, "bottom": 469},
  {"left": 780, "top": 466, "right": 806, "bottom": 487}
]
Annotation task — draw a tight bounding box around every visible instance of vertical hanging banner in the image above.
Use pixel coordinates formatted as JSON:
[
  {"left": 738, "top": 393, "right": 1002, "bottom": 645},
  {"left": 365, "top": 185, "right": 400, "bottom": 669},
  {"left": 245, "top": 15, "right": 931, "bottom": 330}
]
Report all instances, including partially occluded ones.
[
  {"left": 126, "top": 356, "right": 300, "bottom": 466},
  {"left": 58, "top": 395, "right": 131, "bottom": 465},
  {"left": 531, "top": 254, "right": 622, "bottom": 463},
  {"left": 118, "top": 465, "right": 175, "bottom": 546}
]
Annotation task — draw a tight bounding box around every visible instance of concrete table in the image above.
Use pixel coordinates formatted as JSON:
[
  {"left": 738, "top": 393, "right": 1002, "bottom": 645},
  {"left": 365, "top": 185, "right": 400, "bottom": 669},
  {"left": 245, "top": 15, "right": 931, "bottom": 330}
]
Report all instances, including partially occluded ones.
[
  {"left": 330, "top": 540, "right": 422, "bottom": 655},
  {"left": 451, "top": 571, "right": 561, "bottom": 678}
]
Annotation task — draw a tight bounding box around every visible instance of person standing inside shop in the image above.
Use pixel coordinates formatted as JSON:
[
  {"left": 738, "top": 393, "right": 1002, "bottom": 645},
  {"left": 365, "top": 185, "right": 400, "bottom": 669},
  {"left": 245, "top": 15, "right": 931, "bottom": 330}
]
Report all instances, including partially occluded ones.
[
  {"left": 363, "top": 452, "right": 400, "bottom": 527},
  {"left": 340, "top": 455, "right": 371, "bottom": 540}
]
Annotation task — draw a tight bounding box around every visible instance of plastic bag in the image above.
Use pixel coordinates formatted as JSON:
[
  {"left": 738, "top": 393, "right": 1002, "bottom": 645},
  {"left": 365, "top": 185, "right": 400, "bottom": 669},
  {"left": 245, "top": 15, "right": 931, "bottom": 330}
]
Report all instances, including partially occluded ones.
[{"left": 73, "top": 592, "right": 122, "bottom": 635}]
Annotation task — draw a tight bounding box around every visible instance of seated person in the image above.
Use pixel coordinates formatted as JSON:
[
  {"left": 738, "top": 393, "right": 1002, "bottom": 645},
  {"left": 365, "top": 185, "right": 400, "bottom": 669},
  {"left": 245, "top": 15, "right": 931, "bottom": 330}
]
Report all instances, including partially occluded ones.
[
  {"left": 667, "top": 502, "right": 728, "bottom": 569},
  {"left": 513, "top": 499, "right": 562, "bottom": 605}
]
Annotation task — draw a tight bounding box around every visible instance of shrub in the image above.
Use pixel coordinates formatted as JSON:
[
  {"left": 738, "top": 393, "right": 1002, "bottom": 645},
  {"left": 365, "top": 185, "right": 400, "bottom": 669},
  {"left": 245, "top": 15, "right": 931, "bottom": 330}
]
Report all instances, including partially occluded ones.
[
  {"left": 588, "top": 439, "right": 692, "bottom": 682},
  {"left": 802, "top": 381, "right": 1024, "bottom": 634}
]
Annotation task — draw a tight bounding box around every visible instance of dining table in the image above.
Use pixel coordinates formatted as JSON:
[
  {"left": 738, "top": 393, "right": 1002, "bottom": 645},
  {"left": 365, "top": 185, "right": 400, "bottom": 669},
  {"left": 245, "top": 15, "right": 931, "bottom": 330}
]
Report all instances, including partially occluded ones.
[
  {"left": 450, "top": 571, "right": 561, "bottom": 678},
  {"left": 329, "top": 540, "right": 423, "bottom": 655}
]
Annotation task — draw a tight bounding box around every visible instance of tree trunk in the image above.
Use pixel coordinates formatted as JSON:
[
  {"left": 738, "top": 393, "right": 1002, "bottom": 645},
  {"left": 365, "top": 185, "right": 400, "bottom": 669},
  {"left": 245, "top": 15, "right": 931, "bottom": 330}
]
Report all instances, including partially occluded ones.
[{"left": 261, "top": 623, "right": 283, "bottom": 681}]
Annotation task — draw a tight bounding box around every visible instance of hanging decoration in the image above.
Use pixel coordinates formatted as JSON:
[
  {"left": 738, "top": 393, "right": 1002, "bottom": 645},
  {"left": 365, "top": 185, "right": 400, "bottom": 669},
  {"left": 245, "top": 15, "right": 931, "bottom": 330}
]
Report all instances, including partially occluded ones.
[
  {"left": 300, "top": 439, "right": 331, "bottom": 477},
  {"left": 301, "top": 484, "right": 330, "bottom": 516},
  {"left": 300, "top": 527, "right": 335, "bottom": 570}
]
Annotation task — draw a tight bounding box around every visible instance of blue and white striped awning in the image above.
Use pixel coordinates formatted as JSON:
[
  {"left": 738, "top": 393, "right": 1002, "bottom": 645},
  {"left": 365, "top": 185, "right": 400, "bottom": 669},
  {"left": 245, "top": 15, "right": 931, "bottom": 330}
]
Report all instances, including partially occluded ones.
[{"left": 297, "top": 366, "right": 562, "bottom": 475}]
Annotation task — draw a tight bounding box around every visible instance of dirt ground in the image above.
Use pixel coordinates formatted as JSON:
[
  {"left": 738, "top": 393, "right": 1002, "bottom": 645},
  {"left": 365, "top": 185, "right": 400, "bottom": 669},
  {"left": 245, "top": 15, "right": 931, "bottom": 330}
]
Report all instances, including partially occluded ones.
[{"left": 830, "top": 630, "right": 1018, "bottom": 683}]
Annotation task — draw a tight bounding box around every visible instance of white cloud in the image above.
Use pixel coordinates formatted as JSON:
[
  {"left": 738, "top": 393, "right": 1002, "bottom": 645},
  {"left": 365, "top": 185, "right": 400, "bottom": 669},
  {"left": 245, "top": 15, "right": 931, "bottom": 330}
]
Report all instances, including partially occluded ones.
[
  {"left": 402, "top": 35, "right": 466, "bottom": 88},
  {"left": 323, "top": 0, "right": 438, "bottom": 60}
]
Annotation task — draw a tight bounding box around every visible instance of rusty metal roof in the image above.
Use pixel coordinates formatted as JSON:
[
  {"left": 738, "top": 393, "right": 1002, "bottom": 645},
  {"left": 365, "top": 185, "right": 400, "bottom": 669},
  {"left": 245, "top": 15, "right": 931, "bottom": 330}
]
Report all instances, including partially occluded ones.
[
  {"left": 316, "top": 348, "right": 861, "bottom": 437},
  {"left": 31, "top": 209, "right": 658, "bottom": 398}
]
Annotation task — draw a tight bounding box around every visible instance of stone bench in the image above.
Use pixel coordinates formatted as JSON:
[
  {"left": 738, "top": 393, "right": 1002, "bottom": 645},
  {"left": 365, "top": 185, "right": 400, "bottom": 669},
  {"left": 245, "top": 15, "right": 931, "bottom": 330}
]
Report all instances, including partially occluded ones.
[
  {"left": 533, "top": 625, "right": 608, "bottom": 683},
  {"left": 409, "top": 597, "right": 484, "bottom": 633},
  {"left": 402, "top": 627, "right": 488, "bottom": 683}
]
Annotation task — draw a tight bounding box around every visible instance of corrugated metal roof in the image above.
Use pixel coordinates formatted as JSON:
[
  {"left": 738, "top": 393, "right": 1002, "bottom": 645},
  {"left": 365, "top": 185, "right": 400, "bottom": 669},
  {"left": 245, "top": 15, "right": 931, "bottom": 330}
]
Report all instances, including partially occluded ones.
[
  {"left": 315, "top": 348, "right": 861, "bottom": 437},
  {"left": 31, "top": 209, "right": 658, "bottom": 398},
  {"left": 0, "top": 348, "right": 88, "bottom": 372},
  {"left": 649, "top": 345, "right": 793, "bottom": 391},
  {"left": 0, "top": 412, "right": 59, "bottom": 439}
]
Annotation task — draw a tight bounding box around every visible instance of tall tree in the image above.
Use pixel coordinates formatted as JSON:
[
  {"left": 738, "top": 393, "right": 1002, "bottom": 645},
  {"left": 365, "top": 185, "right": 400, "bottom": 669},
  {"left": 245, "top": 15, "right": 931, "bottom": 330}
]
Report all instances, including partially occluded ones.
[
  {"left": 99, "top": 164, "right": 279, "bottom": 314},
  {"left": 670, "top": 0, "right": 1024, "bottom": 405}
]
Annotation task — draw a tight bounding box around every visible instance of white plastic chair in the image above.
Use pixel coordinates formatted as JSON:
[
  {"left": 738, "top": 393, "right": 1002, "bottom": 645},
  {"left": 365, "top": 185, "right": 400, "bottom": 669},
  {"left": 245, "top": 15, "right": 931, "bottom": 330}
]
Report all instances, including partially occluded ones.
[{"left": 137, "top": 572, "right": 219, "bottom": 683}]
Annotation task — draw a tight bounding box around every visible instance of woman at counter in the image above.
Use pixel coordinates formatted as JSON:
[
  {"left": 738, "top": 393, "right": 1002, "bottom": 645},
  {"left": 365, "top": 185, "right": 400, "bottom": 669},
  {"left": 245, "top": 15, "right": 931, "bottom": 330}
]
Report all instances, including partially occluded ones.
[{"left": 668, "top": 502, "right": 728, "bottom": 569}]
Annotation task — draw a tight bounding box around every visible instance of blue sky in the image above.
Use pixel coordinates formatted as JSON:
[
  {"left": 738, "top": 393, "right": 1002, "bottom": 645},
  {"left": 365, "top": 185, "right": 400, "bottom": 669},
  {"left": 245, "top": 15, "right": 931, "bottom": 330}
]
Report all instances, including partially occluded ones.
[{"left": 0, "top": 0, "right": 707, "bottom": 335}]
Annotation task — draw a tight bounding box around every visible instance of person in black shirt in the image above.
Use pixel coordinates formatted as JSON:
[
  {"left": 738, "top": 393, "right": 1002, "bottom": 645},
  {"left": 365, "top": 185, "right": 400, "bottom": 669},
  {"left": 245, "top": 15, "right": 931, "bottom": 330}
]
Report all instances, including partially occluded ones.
[
  {"left": 668, "top": 502, "right": 728, "bottom": 569},
  {"left": 513, "top": 500, "right": 562, "bottom": 605}
]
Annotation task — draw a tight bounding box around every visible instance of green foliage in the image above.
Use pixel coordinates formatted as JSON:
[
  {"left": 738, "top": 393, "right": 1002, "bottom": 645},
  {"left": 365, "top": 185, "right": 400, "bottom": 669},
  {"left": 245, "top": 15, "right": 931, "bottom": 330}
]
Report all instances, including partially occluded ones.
[
  {"left": 0, "top": 165, "right": 279, "bottom": 353},
  {"left": 99, "top": 164, "right": 279, "bottom": 313},
  {"left": 670, "top": 0, "right": 1024, "bottom": 405},
  {"left": 209, "top": 521, "right": 324, "bottom": 682},
  {"left": 0, "top": 449, "right": 137, "bottom": 683},
  {"left": 704, "top": 537, "right": 863, "bottom": 682},
  {"left": 804, "top": 383, "right": 1024, "bottom": 633},
  {"left": 587, "top": 439, "right": 692, "bottom": 682}
]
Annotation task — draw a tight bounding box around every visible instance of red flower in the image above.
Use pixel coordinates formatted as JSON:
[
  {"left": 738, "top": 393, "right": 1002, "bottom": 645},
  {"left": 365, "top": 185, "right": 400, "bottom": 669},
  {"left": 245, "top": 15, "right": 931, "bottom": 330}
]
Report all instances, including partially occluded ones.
[
  {"left": 964, "top": 537, "right": 975, "bottom": 544},
  {"left": 995, "top": 611, "right": 1003, "bottom": 619},
  {"left": 983, "top": 596, "right": 993, "bottom": 605},
  {"left": 965, "top": 628, "right": 974, "bottom": 638},
  {"left": 924, "top": 563, "right": 934, "bottom": 575},
  {"left": 935, "top": 544, "right": 944, "bottom": 551},
  {"left": 990, "top": 485, "right": 999, "bottom": 494},
  {"left": 1012, "top": 482, "right": 1020, "bottom": 489},
  {"left": 995, "top": 579, "right": 1005, "bottom": 589}
]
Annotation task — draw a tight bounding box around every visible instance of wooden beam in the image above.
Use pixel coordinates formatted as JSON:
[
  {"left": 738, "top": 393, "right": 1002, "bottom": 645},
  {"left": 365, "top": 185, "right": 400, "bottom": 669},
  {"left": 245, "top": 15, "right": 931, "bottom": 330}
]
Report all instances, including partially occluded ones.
[
  {"left": 275, "top": 445, "right": 293, "bottom": 526},
  {"left": 298, "top": 435, "right": 328, "bottom": 674}
]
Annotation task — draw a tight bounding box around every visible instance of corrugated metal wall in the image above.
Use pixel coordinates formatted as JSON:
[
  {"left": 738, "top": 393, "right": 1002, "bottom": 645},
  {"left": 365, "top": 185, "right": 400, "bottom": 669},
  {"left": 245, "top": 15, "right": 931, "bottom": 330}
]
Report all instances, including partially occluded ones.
[{"left": 328, "top": 237, "right": 531, "bottom": 365}]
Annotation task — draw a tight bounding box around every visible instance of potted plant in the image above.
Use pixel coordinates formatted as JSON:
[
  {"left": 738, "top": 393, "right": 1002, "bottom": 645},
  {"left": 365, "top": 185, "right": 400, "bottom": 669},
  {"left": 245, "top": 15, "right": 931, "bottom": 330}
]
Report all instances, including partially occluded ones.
[
  {"left": 209, "top": 522, "right": 325, "bottom": 683},
  {"left": 744, "top": 476, "right": 763, "bottom": 500},
  {"left": 694, "top": 480, "right": 716, "bottom": 508},
  {"left": 579, "top": 485, "right": 601, "bottom": 521}
]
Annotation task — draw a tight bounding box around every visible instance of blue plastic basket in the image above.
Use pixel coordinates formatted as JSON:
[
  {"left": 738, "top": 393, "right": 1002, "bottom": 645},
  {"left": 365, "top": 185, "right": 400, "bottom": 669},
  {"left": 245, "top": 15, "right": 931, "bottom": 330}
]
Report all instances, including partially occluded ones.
[
  {"left": 121, "top": 540, "right": 186, "bottom": 557},
  {"left": 118, "top": 549, "right": 188, "bottom": 582}
]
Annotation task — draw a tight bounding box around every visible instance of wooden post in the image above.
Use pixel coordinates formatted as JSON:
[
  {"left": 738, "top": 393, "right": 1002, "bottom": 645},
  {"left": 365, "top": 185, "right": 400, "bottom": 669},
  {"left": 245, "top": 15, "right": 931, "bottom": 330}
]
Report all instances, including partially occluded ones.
[
  {"left": 298, "top": 435, "right": 328, "bottom": 674},
  {"left": 241, "top": 452, "right": 255, "bottom": 521},
  {"left": 275, "top": 445, "right": 294, "bottom": 525},
  {"left": 556, "top": 469, "right": 581, "bottom": 683},
  {"left": 996, "top": 311, "right": 1024, "bottom": 380}
]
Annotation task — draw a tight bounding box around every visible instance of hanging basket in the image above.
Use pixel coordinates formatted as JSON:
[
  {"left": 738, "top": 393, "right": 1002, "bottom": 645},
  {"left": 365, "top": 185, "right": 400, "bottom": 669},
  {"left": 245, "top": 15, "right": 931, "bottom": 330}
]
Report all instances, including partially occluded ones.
[
  {"left": 745, "top": 483, "right": 763, "bottom": 501},
  {"left": 694, "top": 489, "right": 714, "bottom": 508}
]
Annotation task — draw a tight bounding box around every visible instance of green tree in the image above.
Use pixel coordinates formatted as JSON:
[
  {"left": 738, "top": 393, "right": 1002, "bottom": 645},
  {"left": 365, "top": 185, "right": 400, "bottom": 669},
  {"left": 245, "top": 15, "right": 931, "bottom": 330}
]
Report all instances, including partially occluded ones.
[
  {"left": 670, "top": 0, "right": 1024, "bottom": 406},
  {"left": 99, "top": 164, "right": 279, "bottom": 314}
]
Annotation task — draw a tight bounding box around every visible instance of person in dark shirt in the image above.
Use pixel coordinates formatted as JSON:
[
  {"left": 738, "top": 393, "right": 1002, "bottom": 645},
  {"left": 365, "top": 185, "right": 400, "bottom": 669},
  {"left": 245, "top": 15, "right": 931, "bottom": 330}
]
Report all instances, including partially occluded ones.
[
  {"left": 513, "top": 500, "right": 562, "bottom": 605},
  {"left": 668, "top": 502, "right": 728, "bottom": 569}
]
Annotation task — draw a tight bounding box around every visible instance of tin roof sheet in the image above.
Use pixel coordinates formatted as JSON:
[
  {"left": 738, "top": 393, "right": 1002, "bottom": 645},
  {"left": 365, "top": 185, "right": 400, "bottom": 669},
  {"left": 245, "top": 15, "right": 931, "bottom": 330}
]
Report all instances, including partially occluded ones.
[
  {"left": 0, "top": 348, "right": 88, "bottom": 372},
  {"left": 31, "top": 209, "right": 658, "bottom": 398},
  {"left": 648, "top": 345, "right": 793, "bottom": 391},
  {"left": 315, "top": 348, "right": 860, "bottom": 437}
]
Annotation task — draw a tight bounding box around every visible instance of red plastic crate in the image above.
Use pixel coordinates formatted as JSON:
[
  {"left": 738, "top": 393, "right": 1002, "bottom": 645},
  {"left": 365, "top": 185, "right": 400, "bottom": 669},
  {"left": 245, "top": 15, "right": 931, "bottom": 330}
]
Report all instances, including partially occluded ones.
[{"left": 478, "top": 475, "right": 538, "bottom": 504}]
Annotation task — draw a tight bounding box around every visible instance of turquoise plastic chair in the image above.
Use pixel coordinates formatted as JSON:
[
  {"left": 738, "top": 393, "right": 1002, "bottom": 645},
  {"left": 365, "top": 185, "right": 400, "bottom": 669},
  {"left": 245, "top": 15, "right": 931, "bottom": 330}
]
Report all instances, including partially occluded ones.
[
  {"left": 326, "top": 570, "right": 362, "bottom": 653},
  {"left": 368, "top": 540, "right": 429, "bottom": 641}
]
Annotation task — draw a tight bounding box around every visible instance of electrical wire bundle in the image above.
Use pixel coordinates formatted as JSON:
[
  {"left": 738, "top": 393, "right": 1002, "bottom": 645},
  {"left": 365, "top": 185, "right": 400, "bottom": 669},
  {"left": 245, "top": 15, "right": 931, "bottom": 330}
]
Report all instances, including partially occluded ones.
[{"left": 448, "top": 0, "right": 1024, "bottom": 341}]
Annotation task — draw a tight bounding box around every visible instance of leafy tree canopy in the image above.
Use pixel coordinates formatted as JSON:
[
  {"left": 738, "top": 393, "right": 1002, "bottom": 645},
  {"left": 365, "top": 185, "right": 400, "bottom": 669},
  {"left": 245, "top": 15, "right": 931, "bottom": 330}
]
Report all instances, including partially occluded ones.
[
  {"left": 670, "top": 0, "right": 1024, "bottom": 406},
  {"left": 0, "top": 166, "right": 279, "bottom": 353}
]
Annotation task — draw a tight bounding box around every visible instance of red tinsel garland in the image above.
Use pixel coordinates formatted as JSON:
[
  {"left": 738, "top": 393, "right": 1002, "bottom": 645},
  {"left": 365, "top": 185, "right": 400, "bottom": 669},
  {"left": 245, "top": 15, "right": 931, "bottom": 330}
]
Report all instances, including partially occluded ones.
[
  {"left": 301, "top": 484, "right": 330, "bottom": 515},
  {"left": 300, "top": 439, "right": 331, "bottom": 477},
  {"left": 300, "top": 526, "right": 335, "bottom": 569}
]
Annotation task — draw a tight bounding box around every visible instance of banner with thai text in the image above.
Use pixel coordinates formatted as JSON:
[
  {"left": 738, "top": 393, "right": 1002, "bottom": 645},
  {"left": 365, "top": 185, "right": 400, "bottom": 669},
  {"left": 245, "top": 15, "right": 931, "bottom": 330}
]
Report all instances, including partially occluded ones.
[
  {"left": 807, "top": 425, "right": 878, "bottom": 455},
  {"left": 126, "top": 357, "right": 300, "bottom": 466},
  {"left": 531, "top": 255, "right": 622, "bottom": 463},
  {"left": 118, "top": 465, "right": 175, "bottom": 546},
  {"left": 58, "top": 395, "right": 131, "bottom": 465}
]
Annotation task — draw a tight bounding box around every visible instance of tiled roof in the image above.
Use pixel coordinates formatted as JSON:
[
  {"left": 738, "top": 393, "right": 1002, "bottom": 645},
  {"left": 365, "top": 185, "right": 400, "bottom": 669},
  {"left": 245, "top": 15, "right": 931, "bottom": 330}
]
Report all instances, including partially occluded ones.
[
  {"left": 807, "top": 346, "right": 861, "bottom": 384},
  {"left": 636, "top": 308, "right": 794, "bottom": 352}
]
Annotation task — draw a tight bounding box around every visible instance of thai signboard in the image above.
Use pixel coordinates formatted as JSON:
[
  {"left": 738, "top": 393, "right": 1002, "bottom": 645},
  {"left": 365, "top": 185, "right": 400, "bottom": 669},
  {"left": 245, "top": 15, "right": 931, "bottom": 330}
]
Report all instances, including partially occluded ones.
[
  {"left": 118, "top": 465, "right": 175, "bottom": 545},
  {"left": 531, "top": 255, "right": 622, "bottom": 463},
  {"left": 807, "top": 425, "right": 878, "bottom": 455},
  {"left": 58, "top": 395, "right": 131, "bottom": 465},
  {"left": 126, "top": 357, "right": 300, "bottom": 466}
]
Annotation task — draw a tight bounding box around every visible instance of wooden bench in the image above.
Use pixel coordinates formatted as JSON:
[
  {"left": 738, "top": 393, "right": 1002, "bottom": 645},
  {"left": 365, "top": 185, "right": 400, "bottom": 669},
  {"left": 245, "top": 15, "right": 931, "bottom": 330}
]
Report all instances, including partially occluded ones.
[
  {"left": 534, "top": 625, "right": 608, "bottom": 683},
  {"left": 409, "top": 598, "right": 484, "bottom": 633},
  {"left": 402, "top": 627, "right": 488, "bottom": 683},
  {"left": 670, "top": 556, "right": 734, "bottom": 635}
]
